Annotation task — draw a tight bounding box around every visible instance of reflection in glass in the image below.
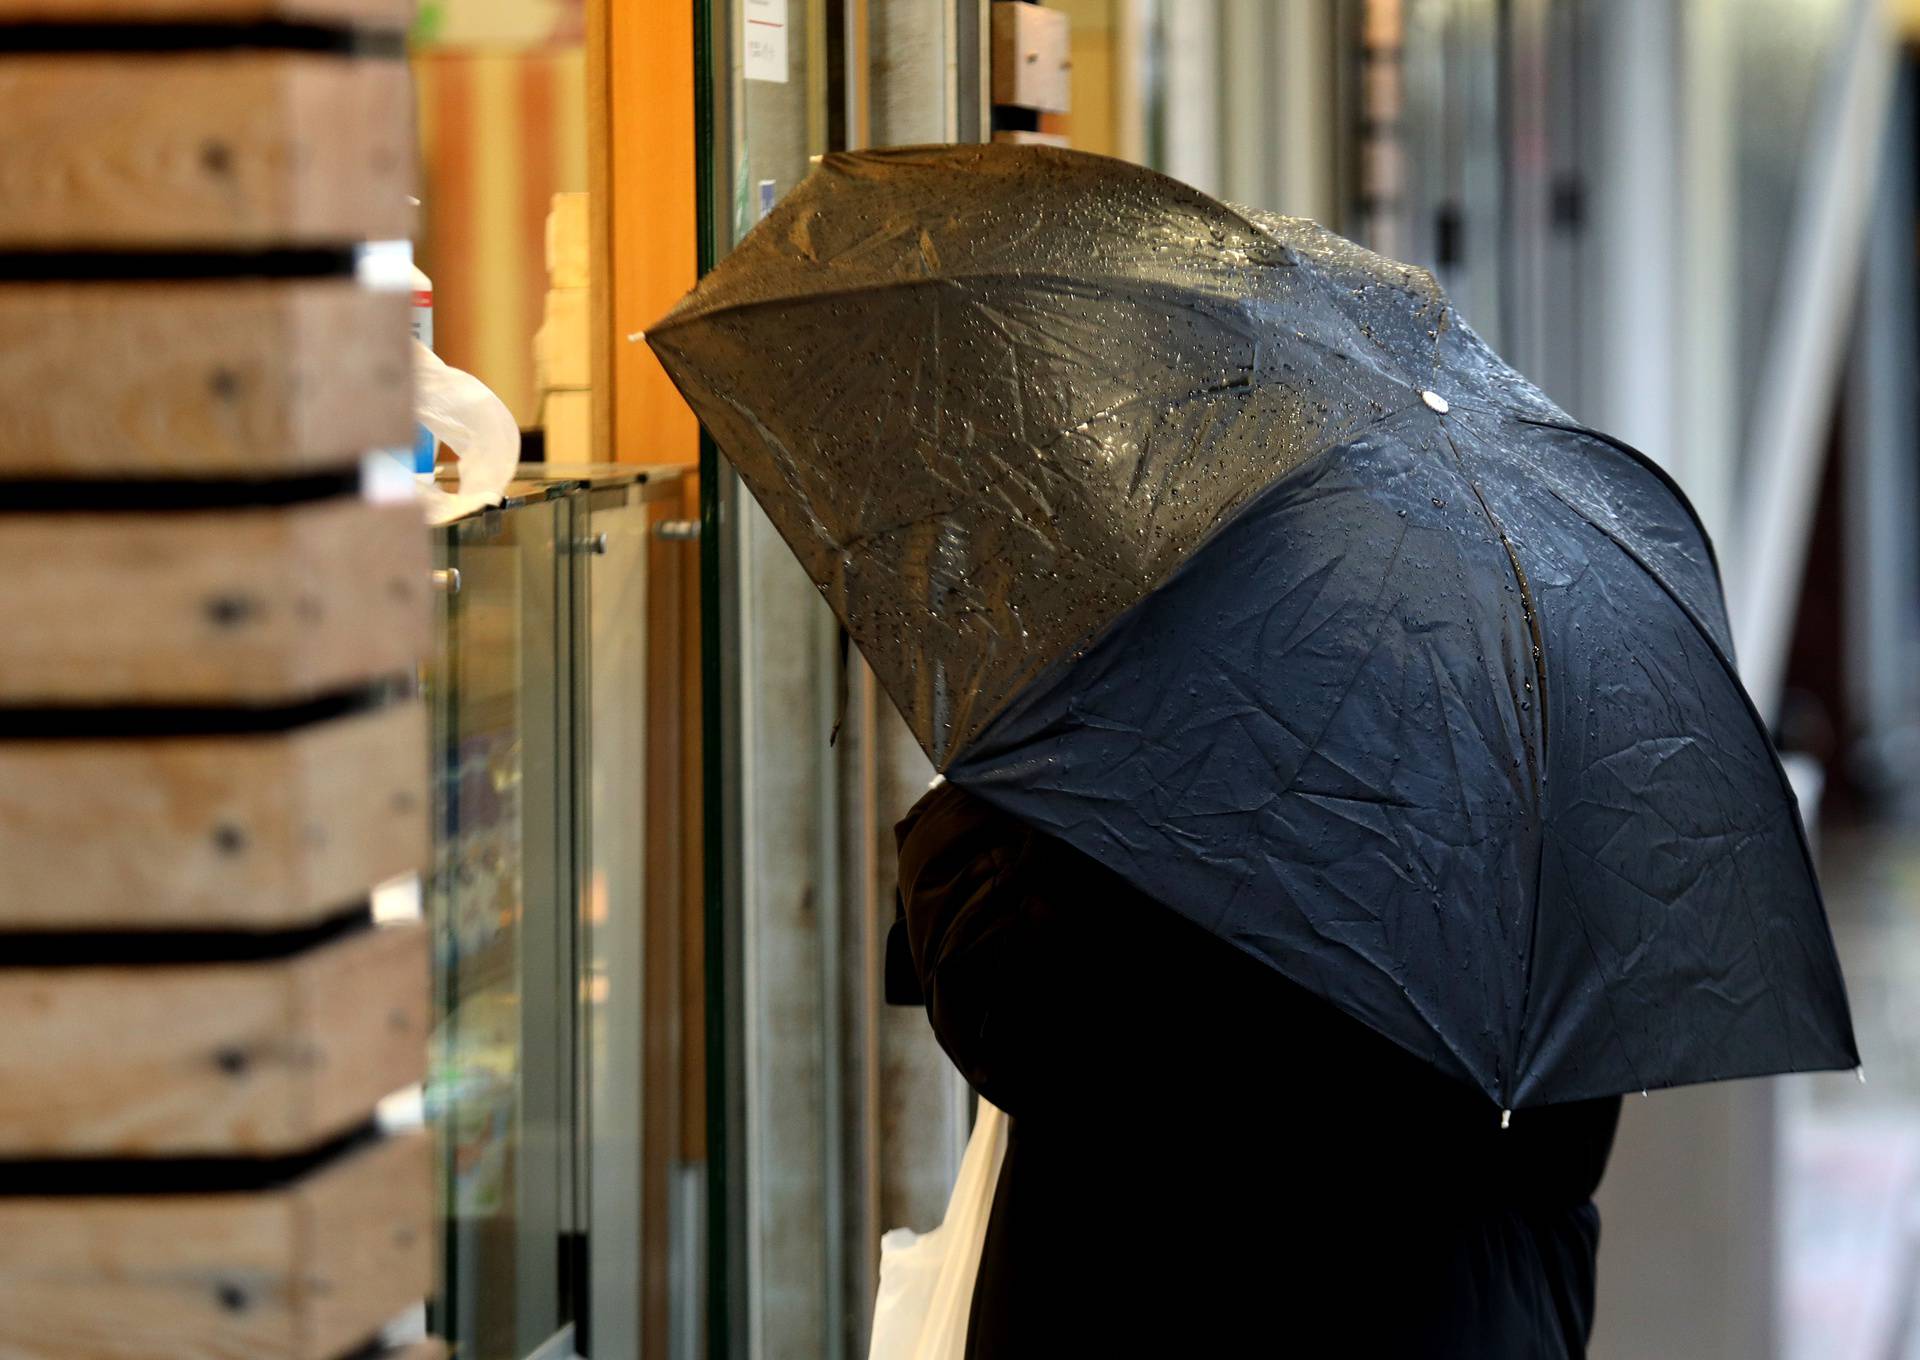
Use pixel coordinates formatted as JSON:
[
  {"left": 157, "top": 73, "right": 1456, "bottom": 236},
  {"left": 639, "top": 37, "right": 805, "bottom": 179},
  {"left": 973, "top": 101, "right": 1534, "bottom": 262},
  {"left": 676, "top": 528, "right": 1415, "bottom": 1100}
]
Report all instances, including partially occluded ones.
[{"left": 426, "top": 499, "right": 576, "bottom": 1360}]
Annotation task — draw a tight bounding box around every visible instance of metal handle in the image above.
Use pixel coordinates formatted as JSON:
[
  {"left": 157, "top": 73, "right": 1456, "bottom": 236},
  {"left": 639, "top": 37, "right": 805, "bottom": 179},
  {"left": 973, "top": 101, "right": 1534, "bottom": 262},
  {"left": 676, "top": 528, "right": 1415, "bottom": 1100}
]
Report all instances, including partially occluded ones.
[
  {"left": 430, "top": 567, "right": 461, "bottom": 595},
  {"left": 655, "top": 519, "right": 701, "bottom": 541},
  {"left": 574, "top": 532, "right": 609, "bottom": 556}
]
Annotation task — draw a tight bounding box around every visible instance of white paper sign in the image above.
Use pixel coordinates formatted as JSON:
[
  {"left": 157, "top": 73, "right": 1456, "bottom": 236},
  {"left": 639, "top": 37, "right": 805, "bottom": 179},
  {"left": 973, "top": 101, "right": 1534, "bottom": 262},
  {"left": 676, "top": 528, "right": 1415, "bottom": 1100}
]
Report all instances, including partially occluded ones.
[{"left": 745, "top": 0, "right": 788, "bottom": 84}]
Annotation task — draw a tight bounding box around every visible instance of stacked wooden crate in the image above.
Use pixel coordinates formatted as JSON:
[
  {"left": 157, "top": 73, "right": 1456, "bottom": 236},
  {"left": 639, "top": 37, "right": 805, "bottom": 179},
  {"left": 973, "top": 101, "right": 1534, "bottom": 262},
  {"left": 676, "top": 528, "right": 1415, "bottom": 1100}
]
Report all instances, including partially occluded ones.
[
  {"left": 537, "top": 190, "right": 592, "bottom": 462},
  {"left": 0, "top": 0, "right": 438, "bottom": 1355}
]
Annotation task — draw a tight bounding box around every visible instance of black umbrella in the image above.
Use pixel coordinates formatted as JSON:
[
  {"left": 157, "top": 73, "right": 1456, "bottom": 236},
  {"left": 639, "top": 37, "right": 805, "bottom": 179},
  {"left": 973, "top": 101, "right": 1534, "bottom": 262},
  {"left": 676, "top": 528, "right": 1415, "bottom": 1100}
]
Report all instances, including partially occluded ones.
[{"left": 648, "top": 144, "right": 1857, "bottom": 1110}]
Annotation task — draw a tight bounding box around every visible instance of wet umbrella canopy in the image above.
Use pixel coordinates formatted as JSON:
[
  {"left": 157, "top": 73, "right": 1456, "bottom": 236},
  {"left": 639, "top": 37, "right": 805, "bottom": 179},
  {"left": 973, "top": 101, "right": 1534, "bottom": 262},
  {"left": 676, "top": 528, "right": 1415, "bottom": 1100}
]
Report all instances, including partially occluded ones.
[{"left": 648, "top": 144, "right": 1857, "bottom": 1109}]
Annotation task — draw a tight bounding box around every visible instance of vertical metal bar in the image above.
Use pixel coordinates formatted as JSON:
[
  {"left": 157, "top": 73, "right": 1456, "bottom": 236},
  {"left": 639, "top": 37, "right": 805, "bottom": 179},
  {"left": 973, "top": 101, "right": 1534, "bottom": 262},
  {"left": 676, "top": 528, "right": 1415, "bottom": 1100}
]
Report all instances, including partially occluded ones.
[
  {"left": 814, "top": 609, "right": 845, "bottom": 1360},
  {"left": 948, "top": 0, "right": 962, "bottom": 139},
  {"left": 853, "top": 665, "right": 882, "bottom": 1341},
  {"left": 567, "top": 492, "right": 593, "bottom": 1348},
  {"left": 808, "top": 0, "right": 832, "bottom": 154},
  {"left": 1111, "top": 0, "right": 1148, "bottom": 165},
  {"left": 1219, "top": 0, "right": 1269, "bottom": 207},
  {"left": 1158, "top": 0, "right": 1221, "bottom": 193},
  {"left": 1272, "top": 0, "right": 1336, "bottom": 222},
  {"left": 830, "top": 656, "right": 882, "bottom": 1357},
  {"left": 1673, "top": 0, "right": 1736, "bottom": 548},
  {"left": 1845, "top": 68, "right": 1920, "bottom": 785},
  {"left": 693, "top": 1, "right": 748, "bottom": 1353},
  {"left": 957, "top": 0, "right": 989, "bottom": 143},
  {"left": 1733, "top": 0, "right": 1896, "bottom": 718},
  {"left": 1583, "top": 0, "right": 1677, "bottom": 462}
]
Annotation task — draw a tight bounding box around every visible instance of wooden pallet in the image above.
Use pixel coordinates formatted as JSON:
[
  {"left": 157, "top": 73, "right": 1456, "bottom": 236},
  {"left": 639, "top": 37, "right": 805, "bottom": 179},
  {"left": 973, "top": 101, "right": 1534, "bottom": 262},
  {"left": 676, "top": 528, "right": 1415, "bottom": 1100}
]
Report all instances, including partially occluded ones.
[{"left": 0, "top": 0, "right": 440, "bottom": 1352}]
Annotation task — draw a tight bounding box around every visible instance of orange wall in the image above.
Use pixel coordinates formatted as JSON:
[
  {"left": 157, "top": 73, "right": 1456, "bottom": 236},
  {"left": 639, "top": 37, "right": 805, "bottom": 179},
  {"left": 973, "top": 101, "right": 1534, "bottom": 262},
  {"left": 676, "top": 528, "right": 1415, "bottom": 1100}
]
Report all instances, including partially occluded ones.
[{"left": 607, "top": 0, "right": 699, "bottom": 465}]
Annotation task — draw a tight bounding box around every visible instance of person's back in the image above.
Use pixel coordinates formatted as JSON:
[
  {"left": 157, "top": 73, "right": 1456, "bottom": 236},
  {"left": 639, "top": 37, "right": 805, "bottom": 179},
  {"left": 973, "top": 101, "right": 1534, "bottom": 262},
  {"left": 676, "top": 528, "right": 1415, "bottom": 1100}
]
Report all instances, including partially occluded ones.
[{"left": 897, "top": 782, "right": 1621, "bottom": 1357}]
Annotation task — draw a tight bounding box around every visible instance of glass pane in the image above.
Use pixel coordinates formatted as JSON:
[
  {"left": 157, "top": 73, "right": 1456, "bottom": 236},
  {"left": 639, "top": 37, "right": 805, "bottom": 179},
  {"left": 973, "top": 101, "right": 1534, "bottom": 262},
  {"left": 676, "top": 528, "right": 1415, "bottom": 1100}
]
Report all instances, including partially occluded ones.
[
  {"left": 699, "top": 5, "right": 990, "bottom": 1353},
  {"left": 1730, "top": 0, "right": 1850, "bottom": 449},
  {"left": 705, "top": 1, "right": 844, "bottom": 1352},
  {"left": 426, "top": 498, "right": 577, "bottom": 1360},
  {"left": 582, "top": 480, "right": 654, "bottom": 1359}
]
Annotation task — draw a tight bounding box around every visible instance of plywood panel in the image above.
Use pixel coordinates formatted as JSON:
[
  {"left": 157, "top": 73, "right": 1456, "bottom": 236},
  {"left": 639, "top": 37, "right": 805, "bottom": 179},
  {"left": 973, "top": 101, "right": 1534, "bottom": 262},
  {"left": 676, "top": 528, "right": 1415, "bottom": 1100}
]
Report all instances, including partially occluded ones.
[
  {"left": 0, "top": 54, "right": 411, "bottom": 248},
  {"left": 0, "top": 702, "right": 426, "bottom": 930},
  {"left": 0, "top": 497, "right": 429, "bottom": 705},
  {"left": 0, "top": 923, "right": 427, "bottom": 1156},
  {"left": 0, "top": 1132, "right": 430, "bottom": 1360},
  {"left": 0, "top": 281, "right": 410, "bottom": 477}
]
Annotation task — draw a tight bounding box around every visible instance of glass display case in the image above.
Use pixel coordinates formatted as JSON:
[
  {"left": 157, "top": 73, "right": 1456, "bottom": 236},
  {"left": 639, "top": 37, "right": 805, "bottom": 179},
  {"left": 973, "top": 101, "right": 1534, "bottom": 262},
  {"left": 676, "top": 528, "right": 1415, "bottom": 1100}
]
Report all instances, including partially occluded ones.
[
  {"left": 423, "top": 467, "right": 691, "bottom": 1360},
  {"left": 427, "top": 480, "right": 581, "bottom": 1359}
]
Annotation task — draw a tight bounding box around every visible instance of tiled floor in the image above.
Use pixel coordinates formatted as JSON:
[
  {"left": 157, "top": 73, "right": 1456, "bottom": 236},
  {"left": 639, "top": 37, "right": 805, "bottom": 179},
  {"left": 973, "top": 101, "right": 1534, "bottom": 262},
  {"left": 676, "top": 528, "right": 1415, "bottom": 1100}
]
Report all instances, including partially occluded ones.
[{"left": 1785, "top": 821, "right": 1920, "bottom": 1360}]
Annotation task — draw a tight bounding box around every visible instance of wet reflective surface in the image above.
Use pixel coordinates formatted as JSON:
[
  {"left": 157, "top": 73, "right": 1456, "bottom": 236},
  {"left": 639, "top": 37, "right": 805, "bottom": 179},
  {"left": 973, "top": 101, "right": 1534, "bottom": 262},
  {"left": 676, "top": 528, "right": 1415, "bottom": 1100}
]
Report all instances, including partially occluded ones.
[{"left": 650, "top": 144, "right": 1560, "bottom": 767}]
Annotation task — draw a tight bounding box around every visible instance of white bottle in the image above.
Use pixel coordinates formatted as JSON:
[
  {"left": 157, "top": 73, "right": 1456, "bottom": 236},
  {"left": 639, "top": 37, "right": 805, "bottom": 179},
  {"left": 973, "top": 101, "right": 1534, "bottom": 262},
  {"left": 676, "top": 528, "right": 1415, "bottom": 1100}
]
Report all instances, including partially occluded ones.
[
  {"left": 409, "top": 262, "right": 436, "bottom": 472},
  {"left": 355, "top": 238, "right": 428, "bottom": 499}
]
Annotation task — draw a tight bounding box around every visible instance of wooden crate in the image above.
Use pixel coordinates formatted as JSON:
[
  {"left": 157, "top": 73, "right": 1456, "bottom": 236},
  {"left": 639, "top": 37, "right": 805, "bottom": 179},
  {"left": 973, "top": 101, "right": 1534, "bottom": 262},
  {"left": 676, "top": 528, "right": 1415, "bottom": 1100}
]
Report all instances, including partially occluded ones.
[
  {"left": 0, "top": 1131, "right": 431, "bottom": 1360},
  {"left": 990, "top": 1, "right": 1071, "bottom": 114},
  {"left": 0, "top": 922, "right": 427, "bottom": 1157},
  {"left": 0, "top": 701, "right": 427, "bottom": 930},
  {"left": 0, "top": 281, "right": 411, "bottom": 478},
  {"left": 0, "top": 0, "right": 412, "bottom": 22},
  {"left": 0, "top": 497, "right": 429, "bottom": 705},
  {"left": 0, "top": 54, "right": 412, "bottom": 248}
]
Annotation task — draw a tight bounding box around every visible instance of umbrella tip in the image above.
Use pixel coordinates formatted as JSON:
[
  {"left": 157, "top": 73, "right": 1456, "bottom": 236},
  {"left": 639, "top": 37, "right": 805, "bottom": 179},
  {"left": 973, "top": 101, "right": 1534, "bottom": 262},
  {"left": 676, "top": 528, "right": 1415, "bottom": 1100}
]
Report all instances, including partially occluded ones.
[
  {"left": 1857, "top": 1066, "right": 1869, "bottom": 1084},
  {"left": 1499, "top": 1108, "right": 1512, "bottom": 1130},
  {"left": 1421, "top": 389, "right": 1450, "bottom": 414},
  {"left": 628, "top": 330, "right": 645, "bottom": 344}
]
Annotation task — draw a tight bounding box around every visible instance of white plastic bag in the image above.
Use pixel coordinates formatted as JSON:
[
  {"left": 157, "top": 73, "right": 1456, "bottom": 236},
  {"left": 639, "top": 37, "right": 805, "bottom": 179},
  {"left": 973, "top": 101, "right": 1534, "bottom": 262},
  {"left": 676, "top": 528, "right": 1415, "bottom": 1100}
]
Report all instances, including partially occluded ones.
[
  {"left": 868, "top": 1098, "right": 1008, "bottom": 1360},
  {"left": 412, "top": 339, "right": 520, "bottom": 525}
]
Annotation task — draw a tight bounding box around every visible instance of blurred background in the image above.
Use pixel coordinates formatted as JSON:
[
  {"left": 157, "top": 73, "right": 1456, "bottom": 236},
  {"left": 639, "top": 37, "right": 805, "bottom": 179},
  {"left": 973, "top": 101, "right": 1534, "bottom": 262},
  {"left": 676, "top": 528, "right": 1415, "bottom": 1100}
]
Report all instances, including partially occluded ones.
[{"left": 403, "top": 1, "right": 1920, "bottom": 1356}]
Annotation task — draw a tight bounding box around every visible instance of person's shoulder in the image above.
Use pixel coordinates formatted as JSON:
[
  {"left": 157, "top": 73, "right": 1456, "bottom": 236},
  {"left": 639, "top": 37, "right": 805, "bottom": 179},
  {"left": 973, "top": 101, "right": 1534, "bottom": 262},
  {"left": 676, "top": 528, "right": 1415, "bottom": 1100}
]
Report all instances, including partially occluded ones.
[{"left": 895, "top": 782, "right": 1032, "bottom": 898}]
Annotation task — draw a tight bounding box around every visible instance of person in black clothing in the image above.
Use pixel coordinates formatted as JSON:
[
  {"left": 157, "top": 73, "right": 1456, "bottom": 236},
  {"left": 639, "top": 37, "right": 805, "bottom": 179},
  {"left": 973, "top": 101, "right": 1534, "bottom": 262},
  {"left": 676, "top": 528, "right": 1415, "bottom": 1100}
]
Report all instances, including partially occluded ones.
[{"left": 896, "top": 780, "right": 1622, "bottom": 1359}]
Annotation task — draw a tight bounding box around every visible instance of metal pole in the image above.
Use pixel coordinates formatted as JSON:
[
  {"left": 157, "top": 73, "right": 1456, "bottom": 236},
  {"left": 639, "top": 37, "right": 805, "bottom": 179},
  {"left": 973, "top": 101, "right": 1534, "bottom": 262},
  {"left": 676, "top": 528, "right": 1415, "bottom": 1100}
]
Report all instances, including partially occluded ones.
[{"left": 1731, "top": 0, "right": 1896, "bottom": 718}]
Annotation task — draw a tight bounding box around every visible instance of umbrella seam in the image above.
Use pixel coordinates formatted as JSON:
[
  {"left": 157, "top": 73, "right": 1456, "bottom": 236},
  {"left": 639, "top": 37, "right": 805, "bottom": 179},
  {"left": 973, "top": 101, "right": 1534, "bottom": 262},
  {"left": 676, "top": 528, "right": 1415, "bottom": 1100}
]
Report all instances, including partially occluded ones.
[
  {"left": 1440, "top": 426, "right": 1550, "bottom": 1105},
  {"left": 1514, "top": 832, "right": 1648, "bottom": 1105}
]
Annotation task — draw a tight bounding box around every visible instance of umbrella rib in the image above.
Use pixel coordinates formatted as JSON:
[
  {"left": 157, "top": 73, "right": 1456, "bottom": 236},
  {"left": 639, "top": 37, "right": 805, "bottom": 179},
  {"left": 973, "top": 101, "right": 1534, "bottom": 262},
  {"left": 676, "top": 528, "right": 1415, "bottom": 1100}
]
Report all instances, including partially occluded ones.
[
  {"left": 1440, "top": 429, "right": 1551, "bottom": 790},
  {"left": 1521, "top": 832, "right": 1649, "bottom": 1100},
  {"left": 1439, "top": 427, "right": 1553, "bottom": 1093}
]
